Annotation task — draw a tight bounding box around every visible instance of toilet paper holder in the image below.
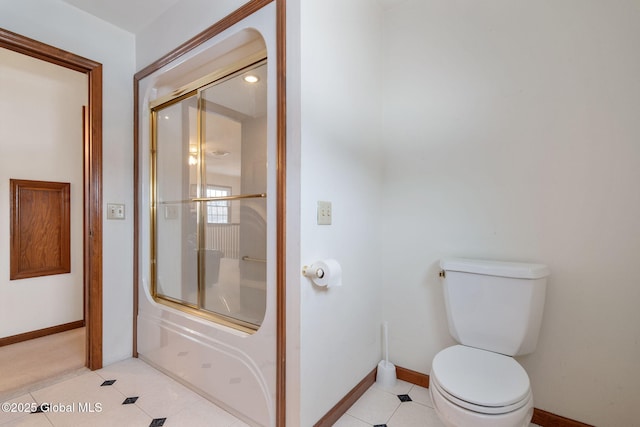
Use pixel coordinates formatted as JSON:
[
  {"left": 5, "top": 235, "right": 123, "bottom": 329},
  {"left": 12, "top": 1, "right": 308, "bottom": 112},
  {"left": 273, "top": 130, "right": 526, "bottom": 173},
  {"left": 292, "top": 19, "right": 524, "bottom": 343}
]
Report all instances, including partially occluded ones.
[
  {"left": 302, "top": 265, "right": 325, "bottom": 279},
  {"left": 301, "top": 259, "right": 342, "bottom": 287}
]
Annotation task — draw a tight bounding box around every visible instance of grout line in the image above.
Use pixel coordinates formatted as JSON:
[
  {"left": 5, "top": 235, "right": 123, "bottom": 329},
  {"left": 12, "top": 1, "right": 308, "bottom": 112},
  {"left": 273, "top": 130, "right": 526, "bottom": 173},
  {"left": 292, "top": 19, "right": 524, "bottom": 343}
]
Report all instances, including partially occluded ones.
[
  {"left": 383, "top": 384, "right": 411, "bottom": 426},
  {"left": 345, "top": 382, "right": 440, "bottom": 426},
  {"left": 343, "top": 413, "right": 375, "bottom": 427}
]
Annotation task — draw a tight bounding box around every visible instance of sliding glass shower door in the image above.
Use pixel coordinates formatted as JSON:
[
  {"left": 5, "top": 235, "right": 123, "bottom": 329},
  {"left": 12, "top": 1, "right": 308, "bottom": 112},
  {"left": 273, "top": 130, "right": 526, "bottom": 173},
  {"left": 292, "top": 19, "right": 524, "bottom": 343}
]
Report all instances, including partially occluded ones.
[{"left": 151, "top": 60, "right": 267, "bottom": 331}]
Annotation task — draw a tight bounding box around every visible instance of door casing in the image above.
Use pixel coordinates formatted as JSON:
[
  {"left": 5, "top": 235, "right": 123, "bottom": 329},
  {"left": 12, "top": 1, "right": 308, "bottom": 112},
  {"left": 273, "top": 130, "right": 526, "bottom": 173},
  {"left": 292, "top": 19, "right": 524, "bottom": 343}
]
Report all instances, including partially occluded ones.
[{"left": 0, "top": 27, "right": 103, "bottom": 370}]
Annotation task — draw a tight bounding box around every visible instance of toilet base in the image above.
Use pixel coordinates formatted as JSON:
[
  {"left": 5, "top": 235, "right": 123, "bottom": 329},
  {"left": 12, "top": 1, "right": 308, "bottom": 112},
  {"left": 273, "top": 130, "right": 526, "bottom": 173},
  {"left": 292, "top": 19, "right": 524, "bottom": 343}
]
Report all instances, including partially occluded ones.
[{"left": 429, "top": 376, "right": 534, "bottom": 427}]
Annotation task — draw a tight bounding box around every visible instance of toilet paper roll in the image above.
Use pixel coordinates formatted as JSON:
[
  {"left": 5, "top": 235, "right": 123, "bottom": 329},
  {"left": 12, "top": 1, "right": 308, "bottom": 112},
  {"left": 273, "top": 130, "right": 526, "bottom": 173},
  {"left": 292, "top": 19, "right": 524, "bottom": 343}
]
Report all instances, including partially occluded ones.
[{"left": 303, "top": 259, "right": 342, "bottom": 288}]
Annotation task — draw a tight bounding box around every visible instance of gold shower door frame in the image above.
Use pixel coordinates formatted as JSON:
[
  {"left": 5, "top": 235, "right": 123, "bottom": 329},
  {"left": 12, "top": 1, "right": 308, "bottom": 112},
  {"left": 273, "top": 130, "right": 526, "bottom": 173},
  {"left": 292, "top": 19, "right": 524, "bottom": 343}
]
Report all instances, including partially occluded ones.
[{"left": 149, "top": 59, "right": 267, "bottom": 334}]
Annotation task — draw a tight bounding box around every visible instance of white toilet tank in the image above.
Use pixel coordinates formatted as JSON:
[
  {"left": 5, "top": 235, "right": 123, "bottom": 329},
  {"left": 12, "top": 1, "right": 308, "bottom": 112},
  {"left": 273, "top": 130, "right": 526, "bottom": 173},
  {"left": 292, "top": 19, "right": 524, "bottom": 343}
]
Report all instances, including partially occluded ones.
[{"left": 440, "top": 258, "right": 549, "bottom": 357}]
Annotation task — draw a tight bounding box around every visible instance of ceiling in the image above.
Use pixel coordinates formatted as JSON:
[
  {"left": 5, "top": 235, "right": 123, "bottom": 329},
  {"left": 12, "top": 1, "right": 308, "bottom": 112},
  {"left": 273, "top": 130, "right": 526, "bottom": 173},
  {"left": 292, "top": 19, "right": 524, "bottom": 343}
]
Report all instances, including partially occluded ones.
[
  {"left": 60, "top": 0, "right": 183, "bottom": 33},
  {"left": 60, "top": 0, "right": 410, "bottom": 34}
]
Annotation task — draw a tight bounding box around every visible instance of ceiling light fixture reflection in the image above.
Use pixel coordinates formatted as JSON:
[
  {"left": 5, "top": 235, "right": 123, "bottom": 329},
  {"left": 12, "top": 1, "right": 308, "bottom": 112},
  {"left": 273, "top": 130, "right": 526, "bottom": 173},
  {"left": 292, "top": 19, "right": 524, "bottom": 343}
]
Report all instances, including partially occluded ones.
[
  {"left": 209, "top": 150, "right": 230, "bottom": 158},
  {"left": 188, "top": 145, "right": 198, "bottom": 165},
  {"left": 243, "top": 75, "right": 259, "bottom": 84}
]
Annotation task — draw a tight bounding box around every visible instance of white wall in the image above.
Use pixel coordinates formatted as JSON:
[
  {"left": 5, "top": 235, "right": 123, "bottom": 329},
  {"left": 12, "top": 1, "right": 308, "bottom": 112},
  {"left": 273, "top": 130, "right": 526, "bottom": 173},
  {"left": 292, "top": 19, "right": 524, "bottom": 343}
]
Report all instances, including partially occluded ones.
[
  {"left": 297, "top": 0, "right": 384, "bottom": 425},
  {"left": 0, "top": 0, "right": 136, "bottom": 365},
  {"left": 0, "top": 49, "right": 85, "bottom": 337},
  {"left": 380, "top": 1, "right": 640, "bottom": 426},
  {"left": 135, "top": 0, "right": 249, "bottom": 70}
]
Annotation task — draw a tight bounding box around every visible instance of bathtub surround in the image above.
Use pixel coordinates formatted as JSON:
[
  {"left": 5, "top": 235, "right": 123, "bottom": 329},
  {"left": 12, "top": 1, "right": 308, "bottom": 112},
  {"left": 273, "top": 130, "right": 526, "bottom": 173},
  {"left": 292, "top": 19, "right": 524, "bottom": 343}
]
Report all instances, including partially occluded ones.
[{"left": 134, "top": 4, "right": 280, "bottom": 425}]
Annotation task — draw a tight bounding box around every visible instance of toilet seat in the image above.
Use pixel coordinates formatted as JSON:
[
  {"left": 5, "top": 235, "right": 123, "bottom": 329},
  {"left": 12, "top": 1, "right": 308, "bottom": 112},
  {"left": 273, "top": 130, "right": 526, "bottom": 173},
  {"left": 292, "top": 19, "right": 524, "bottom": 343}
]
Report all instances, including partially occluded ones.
[
  {"left": 431, "top": 373, "right": 531, "bottom": 415},
  {"left": 431, "top": 345, "right": 531, "bottom": 415}
]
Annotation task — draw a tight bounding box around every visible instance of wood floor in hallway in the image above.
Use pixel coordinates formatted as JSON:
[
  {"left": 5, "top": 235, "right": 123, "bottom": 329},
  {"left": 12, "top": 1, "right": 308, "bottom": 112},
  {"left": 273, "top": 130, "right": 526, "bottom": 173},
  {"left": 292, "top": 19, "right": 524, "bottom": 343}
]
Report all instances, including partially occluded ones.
[{"left": 0, "top": 327, "right": 86, "bottom": 400}]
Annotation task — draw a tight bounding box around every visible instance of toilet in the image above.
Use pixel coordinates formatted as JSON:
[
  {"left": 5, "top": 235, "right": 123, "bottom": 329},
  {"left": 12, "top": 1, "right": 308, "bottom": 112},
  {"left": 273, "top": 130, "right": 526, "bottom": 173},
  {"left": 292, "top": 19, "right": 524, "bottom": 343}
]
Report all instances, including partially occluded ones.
[{"left": 430, "top": 258, "right": 549, "bottom": 427}]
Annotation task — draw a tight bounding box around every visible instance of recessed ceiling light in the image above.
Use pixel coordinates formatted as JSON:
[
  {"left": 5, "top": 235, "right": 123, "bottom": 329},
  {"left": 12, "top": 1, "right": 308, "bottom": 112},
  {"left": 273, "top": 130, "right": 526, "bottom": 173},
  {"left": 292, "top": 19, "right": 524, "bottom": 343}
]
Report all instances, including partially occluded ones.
[{"left": 243, "top": 75, "right": 259, "bottom": 84}]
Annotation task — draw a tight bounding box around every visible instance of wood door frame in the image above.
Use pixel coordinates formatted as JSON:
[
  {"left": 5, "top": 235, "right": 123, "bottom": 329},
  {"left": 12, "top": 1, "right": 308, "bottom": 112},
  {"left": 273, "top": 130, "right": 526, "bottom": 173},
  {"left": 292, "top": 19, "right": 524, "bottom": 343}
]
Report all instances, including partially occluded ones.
[
  {"left": 0, "top": 28, "right": 103, "bottom": 370},
  {"left": 133, "top": 0, "right": 285, "bottom": 424}
]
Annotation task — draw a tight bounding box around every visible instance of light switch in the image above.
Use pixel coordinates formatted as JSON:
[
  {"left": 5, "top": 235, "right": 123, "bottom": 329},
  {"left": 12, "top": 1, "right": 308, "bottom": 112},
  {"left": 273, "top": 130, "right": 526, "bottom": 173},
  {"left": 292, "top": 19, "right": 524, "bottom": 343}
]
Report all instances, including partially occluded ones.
[
  {"left": 107, "top": 203, "right": 125, "bottom": 220},
  {"left": 317, "top": 201, "right": 332, "bottom": 225}
]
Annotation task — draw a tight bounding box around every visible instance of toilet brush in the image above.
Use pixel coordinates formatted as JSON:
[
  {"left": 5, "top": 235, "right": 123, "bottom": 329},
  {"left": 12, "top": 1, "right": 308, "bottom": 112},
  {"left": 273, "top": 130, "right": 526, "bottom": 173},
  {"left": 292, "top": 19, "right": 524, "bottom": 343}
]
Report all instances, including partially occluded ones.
[{"left": 376, "top": 321, "right": 397, "bottom": 388}]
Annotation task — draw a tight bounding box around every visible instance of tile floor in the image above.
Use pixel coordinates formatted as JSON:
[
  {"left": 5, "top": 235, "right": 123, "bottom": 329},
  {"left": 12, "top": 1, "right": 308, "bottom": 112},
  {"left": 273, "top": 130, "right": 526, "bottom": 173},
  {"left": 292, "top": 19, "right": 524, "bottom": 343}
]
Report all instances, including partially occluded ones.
[
  {"left": 334, "top": 380, "right": 444, "bottom": 427},
  {"left": 0, "top": 358, "right": 249, "bottom": 427},
  {"left": 1, "top": 358, "right": 543, "bottom": 427},
  {"left": 334, "top": 379, "right": 542, "bottom": 427}
]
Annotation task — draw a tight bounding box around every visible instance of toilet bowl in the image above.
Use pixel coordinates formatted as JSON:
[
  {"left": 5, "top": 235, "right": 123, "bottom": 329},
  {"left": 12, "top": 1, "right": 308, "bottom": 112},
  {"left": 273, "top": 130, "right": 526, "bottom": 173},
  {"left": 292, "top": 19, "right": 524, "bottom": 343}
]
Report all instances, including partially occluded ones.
[
  {"left": 429, "top": 345, "right": 534, "bottom": 427},
  {"left": 431, "top": 258, "right": 549, "bottom": 427}
]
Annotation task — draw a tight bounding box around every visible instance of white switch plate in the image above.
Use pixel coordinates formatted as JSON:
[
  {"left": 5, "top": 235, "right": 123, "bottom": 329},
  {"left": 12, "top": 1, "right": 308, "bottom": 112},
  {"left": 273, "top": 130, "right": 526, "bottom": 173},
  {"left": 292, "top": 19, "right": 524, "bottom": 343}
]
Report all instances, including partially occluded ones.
[
  {"left": 317, "top": 201, "right": 332, "bottom": 225},
  {"left": 107, "top": 203, "right": 125, "bottom": 220}
]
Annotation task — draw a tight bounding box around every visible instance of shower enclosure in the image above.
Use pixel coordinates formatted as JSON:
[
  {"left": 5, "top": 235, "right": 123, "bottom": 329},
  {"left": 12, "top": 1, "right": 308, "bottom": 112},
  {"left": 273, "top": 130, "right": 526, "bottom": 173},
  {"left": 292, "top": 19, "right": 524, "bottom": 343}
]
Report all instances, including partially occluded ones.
[
  {"left": 136, "top": 6, "right": 277, "bottom": 425},
  {"left": 151, "top": 60, "right": 268, "bottom": 332}
]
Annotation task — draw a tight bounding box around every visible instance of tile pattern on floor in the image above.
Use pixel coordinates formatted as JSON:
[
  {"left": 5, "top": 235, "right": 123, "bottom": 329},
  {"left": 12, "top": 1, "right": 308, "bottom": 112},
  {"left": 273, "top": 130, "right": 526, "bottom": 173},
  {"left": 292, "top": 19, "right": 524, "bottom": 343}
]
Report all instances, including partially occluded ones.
[
  {"left": 333, "top": 379, "right": 542, "bottom": 427},
  {"left": 0, "top": 358, "right": 249, "bottom": 427},
  {"left": 334, "top": 379, "right": 444, "bottom": 427},
  {"left": 2, "top": 359, "right": 544, "bottom": 427}
]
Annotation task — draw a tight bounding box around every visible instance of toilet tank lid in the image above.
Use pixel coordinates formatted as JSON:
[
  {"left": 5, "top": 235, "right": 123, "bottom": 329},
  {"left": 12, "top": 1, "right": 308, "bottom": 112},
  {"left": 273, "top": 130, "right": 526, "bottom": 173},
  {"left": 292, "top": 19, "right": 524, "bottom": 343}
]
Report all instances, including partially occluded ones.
[{"left": 440, "top": 258, "right": 549, "bottom": 279}]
